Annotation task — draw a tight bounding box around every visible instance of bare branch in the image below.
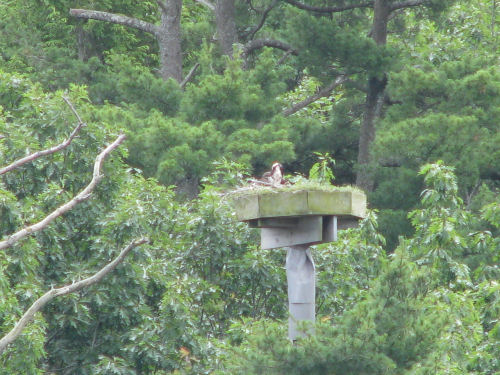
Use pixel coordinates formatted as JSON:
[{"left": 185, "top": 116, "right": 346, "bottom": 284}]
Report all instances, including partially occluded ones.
[
  {"left": 180, "top": 63, "right": 201, "bottom": 89},
  {"left": 242, "top": 38, "right": 298, "bottom": 59},
  {"left": 283, "top": 75, "right": 348, "bottom": 117},
  {"left": 62, "top": 96, "right": 84, "bottom": 125},
  {"left": 69, "top": 9, "right": 160, "bottom": 36},
  {"left": 194, "top": 0, "right": 216, "bottom": 10},
  {"left": 283, "top": 0, "right": 373, "bottom": 13},
  {"left": 0, "top": 238, "right": 149, "bottom": 354},
  {"left": 245, "top": 0, "right": 279, "bottom": 40},
  {"left": 0, "top": 134, "right": 126, "bottom": 251},
  {"left": 0, "top": 98, "right": 86, "bottom": 176},
  {"left": 390, "top": 0, "right": 430, "bottom": 11}
]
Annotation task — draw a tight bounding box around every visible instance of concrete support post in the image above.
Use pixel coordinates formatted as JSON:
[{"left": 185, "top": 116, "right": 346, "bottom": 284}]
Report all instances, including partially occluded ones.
[{"left": 286, "top": 245, "right": 315, "bottom": 341}]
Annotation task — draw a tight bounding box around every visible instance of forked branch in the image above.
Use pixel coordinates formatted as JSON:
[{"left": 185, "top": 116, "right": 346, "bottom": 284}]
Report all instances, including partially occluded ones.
[
  {"left": 0, "top": 238, "right": 149, "bottom": 354},
  {"left": 245, "top": 0, "right": 279, "bottom": 40},
  {"left": 0, "top": 134, "right": 126, "bottom": 251}
]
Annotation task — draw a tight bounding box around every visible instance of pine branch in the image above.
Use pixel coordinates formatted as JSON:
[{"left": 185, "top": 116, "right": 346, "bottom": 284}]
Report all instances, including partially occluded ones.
[
  {"left": 0, "top": 97, "right": 86, "bottom": 176},
  {"left": 0, "top": 134, "right": 126, "bottom": 251},
  {"left": 0, "top": 238, "right": 149, "bottom": 354},
  {"left": 180, "top": 63, "right": 200, "bottom": 89}
]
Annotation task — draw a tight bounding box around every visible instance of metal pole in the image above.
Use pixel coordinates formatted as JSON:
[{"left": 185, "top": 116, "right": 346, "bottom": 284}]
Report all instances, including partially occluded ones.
[{"left": 286, "top": 244, "right": 315, "bottom": 341}]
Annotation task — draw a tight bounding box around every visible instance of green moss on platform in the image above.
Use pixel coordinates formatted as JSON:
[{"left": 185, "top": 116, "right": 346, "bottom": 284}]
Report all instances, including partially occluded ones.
[{"left": 230, "top": 183, "right": 367, "bottom": 222}]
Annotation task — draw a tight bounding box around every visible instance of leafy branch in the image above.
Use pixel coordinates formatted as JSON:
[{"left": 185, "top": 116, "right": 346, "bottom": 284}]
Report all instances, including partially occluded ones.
[
  {"left": 0, "top": 134, "right": 126, "bottom": 251},
  {"left": 283, "top": 75, "right": 348, "bottom": 117},
  {"left": 0, "top": 238, "right": 149, "bottom": 354},
  {"left": 309, "top": 152, "right": 336, "bottom": 184},
  {"left": 0, "top": 97, "right": 86, "bottom": 176}
]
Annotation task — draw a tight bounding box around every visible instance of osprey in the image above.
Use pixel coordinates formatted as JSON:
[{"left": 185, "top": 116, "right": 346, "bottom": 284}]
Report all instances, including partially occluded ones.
[{"left": 262, "top": 161, "right": 284, "bottom": 186}]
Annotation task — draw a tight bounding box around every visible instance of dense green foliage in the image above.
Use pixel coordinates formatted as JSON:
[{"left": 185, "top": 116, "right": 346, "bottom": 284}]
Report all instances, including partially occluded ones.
[
  {"left": 0, "top": 0, "right": 498, "bottom": 373},
  {"left": 221, "top": 163, "right": 499, "bottom": 375}
]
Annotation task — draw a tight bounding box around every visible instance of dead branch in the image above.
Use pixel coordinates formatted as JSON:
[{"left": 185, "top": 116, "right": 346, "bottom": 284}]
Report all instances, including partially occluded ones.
[
  {"left": 0, "top": 238, "right": 149, "bottom": 354},
  {"left": 0, "top": 134, "right": 126, "bottom": 251},
  {"left": 0, "top": 97, "right": 86, "bottom": 176},
  {"left": 194, "top": 0, "right": 215, "bottom": 10},
  {"left": 284, "top": 0, "right": 373, "bottom": 13},
  {"left": 283, "top": 75, "right": 348, "bottom": 117},
  {"left": 69, "top": 9, "right": 159, "bottom": 36},
  {"left": 180, "top": 63, "right": 201, "bottom": 89}
]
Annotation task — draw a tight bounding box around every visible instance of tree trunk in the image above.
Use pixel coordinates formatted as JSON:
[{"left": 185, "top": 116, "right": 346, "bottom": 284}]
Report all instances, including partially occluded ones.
[
  {"left": 355, "top": 0, "right": 390, "bottom": 191},
  {"left": 215, "top": 0, "right": 237, "bottom": 56},
  {"left": 356, "top": 76, "right": 386, "bottom": 191},
  {"left": 75, "top": 25, "right": 92, "bottom": 61},
  {"left": 158, "top": 0, "right": 183, "bottom": 82}
]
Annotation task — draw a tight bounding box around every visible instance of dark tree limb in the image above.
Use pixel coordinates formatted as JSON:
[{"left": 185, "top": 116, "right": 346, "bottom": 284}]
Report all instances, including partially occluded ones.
[
  {"left": 283, "top": 75, "right": 348, "bottom": 117},
  {"left": 69, "top": 9, "right": 160, "bottom": 36},
  {"left": 0, "top": 98, "right": 86, "bottom": 176},
  {"left": 388, "top": 8, "right": 406, "bottom": 21},
  {"left": 390, "top": 0, "right": 431, "bottom": 11},
  {"left": 283, "top": 0, "right": 374, "bottom": 13},
  {"left": 242, "top": 38, "right": 298, "bottom": 59},
  {"left": 0, "top": 134, "right": 126, "bottom": 251},
  {"left": 0, "top": 238, "right": 149, "bottom": 354}
]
